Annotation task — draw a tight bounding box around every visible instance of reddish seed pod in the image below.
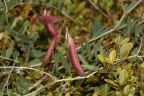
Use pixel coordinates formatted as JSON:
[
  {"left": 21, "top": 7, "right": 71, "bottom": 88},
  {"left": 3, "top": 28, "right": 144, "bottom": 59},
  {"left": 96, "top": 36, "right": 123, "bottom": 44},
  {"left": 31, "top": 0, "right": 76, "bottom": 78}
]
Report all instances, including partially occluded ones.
[
  {"left": 40, "top": 32, "right": 60, "bottom": 67},
  {"left": 38, "top": 16, "right": 59, "bottom": 24},
  {"left": 66, "top": 31, "right": 86, "bottom": 77},
  {"left": 45, "top": 23, "right": 57, "bottom": 38},
  {"left": 38, "top": 10, "right": 58, "bottom": 38},
  {"left": 44, "top": 10, "right": 57, "bottom": 38}
]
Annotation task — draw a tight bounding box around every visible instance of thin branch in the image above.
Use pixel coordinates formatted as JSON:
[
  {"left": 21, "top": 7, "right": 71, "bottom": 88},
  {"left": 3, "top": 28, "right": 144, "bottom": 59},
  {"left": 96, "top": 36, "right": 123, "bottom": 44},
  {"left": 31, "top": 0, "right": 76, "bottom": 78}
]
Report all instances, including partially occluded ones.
[
  {"left": 119, "top": 0, "right": 126, "bottom": 13},
  {"left": 22, "top": 75, "right": 49, "bottom": 93},
  {"left": 5, "top": 2, "right": 74, "bottom": 21},
  {"left": 0, "top": 56, "right": 22, "bottom": 63},
  {"left": 127, "top": 0, "right": 142, "bottom": 13},
  {"left": 0, "top": 52, "right": 19, "bottom": 93},
  {"left": 135, "top": 35, "right": 142, "bottom": 55},
  {"left": 3, "top": 0, "right": 8, "bottom": 14},
  {"left": 0, "top": 66, "right": 56, "bottom": 80},
  {"left": 114, "top": 12, "right": 126, "bottom": 29},
  {"left": 115, "top": 36, "right": 143, "bottom": 63},
  {"left": 77, "top": 0, "right": 143, "bottom": 50},
  {"left": 76, "top": 29, "right": 114, "bottom": 50},
  {"left": 137, "top": 19, "right": 144, "bottom": 25},
  {"left": 87, "top": 0, "right": 108, "bottom": 18},
  {"left": 50, "top": 5, "right": 74, "bottom": 21},
  {"left": 23, "top": 67, "right": 103, "bottom": 96}
]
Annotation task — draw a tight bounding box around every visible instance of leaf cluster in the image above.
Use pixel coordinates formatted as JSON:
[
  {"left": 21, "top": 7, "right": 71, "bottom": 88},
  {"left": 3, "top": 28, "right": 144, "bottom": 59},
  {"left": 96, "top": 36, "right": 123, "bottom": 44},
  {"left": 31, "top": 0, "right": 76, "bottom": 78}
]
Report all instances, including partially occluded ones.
[{"left": 0, "top": 0, "right": 144, "bottom": 95}]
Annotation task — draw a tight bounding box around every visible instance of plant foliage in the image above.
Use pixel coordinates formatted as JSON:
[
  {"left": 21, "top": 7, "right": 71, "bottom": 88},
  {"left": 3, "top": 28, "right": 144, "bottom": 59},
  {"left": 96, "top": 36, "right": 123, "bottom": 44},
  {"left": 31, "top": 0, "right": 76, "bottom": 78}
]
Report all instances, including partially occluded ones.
[{"left": 0, "top": 0, "right": 144, "bottom": 95}]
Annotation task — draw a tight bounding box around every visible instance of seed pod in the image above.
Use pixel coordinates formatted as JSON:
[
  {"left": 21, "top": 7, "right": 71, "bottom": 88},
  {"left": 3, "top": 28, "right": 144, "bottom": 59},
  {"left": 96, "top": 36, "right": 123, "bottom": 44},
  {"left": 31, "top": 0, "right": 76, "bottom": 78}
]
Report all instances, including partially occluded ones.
[
  {"left": 39, "top": 10, "right": 57, "bottom": 38},
  {"left": 44, "top": 10, "right": 57, "bottom": 38},
  {"left": 66, "top": 30, "right": 86, "bottom": 77},
  {"left": 45, "top": 23, "right": 57, "bottom": 38},
  {"left": 40, "top": 32, "right": 60, "bottom": 67},
  {"left": 38, "top": 15, "right": 59, "bottom": 24}
]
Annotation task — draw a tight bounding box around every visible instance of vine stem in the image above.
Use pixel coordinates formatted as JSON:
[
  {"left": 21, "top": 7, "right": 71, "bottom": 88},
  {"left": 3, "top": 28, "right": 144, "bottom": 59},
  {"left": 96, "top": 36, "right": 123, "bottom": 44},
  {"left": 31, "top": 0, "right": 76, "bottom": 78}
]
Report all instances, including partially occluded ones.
[
  {"left": 0, "top": 52, "right": 19, "bottom": 94},
  {"left": 23, "top": 67, "right": 103, "bottom": 96},
  {"left": 4, "top": 2, "right": 73, "bottom": 21},
  {"left": 0, "top": 66, "right": 56, "bottom": 80},
  {"left": 87, "top": 0, "right": 108, "bottom": 18},
  {"left": 0, "top": 56, "right": 22, "bottom": 63},
  {"left": 3, "top": 0, "right": 8, "bottom": 14}
]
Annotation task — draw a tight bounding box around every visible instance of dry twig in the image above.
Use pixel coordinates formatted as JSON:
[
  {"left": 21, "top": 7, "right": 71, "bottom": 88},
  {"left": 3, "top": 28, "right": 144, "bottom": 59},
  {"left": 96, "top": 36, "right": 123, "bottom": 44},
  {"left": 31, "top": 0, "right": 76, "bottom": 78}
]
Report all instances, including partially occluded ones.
[{"left": 23, "top": 67, "right": 103, "bottom": 96}]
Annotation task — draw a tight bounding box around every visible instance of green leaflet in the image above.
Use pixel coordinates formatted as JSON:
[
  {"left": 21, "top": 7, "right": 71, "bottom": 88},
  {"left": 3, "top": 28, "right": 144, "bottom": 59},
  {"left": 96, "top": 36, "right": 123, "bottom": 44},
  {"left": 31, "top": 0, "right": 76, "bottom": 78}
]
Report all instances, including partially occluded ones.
[
  {"left": 78, "top": 54, "right": 89, "bottom": 65},
  {"left": 126, "top": 1, "right": 138, "bottom": 12},
  {"left": 59, "top": 52, "right": 71, "bottom": 73},
  {"left": 28, "top": 58, "right": 43, "bottom": 67},
  {"left": 92, "top": 18, "right": 100, "bottom": 37},
  {"left": 127, "top": 16, "right": 132, "bottom": 34},
  {"left": 30, "top": 49, "right": 46, "bottom": 57},
  {"left": 119, "top": 69, "right": 128, "bottom": 85},
  {"left": 49, "top": 0, "right": 54, "bottom": 5},
  {"left": 0, "top": 12, "right": 5, "bottom": 25},
  {"left": 81, "top": 64, "right": 99, "bottom": 71},
  {"left": 52, "top": 53, "right": 59, "bottom": 73},
  {"left": 58, "top": 0, "right": 64, "bottom": 11},
  {"left": 18, "top": 20, "right": 29, "bottom": 36},
  {"left": 6, "top": 43, "right": 14, "bottom": 58},
  {"left": 28, "top": 30, "right": 37, "bottom": 38}
]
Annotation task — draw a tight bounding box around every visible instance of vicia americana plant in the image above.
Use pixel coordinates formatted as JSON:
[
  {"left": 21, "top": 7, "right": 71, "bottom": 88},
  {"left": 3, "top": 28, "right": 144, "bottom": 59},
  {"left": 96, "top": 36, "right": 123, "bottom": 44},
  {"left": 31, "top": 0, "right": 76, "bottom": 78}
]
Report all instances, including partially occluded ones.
[{"left": 38, "top": 9, "right": 85, "bottom": 76}]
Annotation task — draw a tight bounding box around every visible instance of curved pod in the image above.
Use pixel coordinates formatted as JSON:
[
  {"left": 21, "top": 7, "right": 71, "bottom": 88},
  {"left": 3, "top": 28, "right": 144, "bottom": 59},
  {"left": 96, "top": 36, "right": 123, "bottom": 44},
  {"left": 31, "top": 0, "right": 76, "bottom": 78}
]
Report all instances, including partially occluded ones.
[
  {"left": 38, "top": 10, "right": 58, "bottom": 38},
  {"left": 40, "top": 32, "right": 59, "bottom": 67},
  {"left": 66, "top": 32, "right": 86, "bottom": 77}
]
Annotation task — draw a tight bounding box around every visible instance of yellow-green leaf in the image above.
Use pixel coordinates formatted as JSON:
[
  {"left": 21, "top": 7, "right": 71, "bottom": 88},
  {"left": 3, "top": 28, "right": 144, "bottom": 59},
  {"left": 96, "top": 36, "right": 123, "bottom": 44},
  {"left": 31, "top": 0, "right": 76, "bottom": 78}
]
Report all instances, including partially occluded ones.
[
  {"left": 127, "top": 69, "right": 134, "bottom": 76},
  {"left": 97, "top": 54, "right": 105, "bottom": 64},
  {"left": 120, "top": 38, "right": 130, "bottom": 45},
  {"left": 6, "top": 43, "right": 14, "bottom": 58},
  {"left": 140, "top": 73, "right": 144, "bottom": 79},
  {"left": 120, "top": 43, "right": 133, "bottom": 52},
  {"left": 119, "top": 69, "right": 128, "bottom": 85},
  {"left": 116, "top": 91, "right": 122, "bottom": 96},
  {"left": 128, "top": 94, "right": 133, "bottom": 96},
  {"left": 139, "top": 63, "right": 144, "bottom": 73},
  {"left": 120, "top": 50, "right": 129, "bottom": 58},
  {"left": 26, "top": 76, "right": 32, "bottom": 80},
  {"left": 124, "top": 84, "right": 130, "bottom": 95},
  {"left": 108, "top": 50, "right": 116, "bottom": 64},
  {"left": 0, "top": 33, "right": 4, "bottom": 40},
  {"left": 140, "top": 90, "right": 144, "bottom": 96},
  {"left": 124, "top": 63, "right": 132, "bottom": 68},
  {"left": 47, "top": 91, "right": 53, "bottom": 96},
  {"left": 104, "top": 79, "right": 118, "bottom": 86}
]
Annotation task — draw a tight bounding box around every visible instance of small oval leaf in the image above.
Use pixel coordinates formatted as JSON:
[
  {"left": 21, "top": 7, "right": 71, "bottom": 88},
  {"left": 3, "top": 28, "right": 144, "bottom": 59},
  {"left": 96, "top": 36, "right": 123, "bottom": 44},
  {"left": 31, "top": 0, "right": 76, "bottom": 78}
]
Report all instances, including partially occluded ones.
[
  {"left": 124, "top": 84, "right": 130, "bottom": 95},
  {"left": 59, "top": 52, "right": 71, "bottom": 73},
  {"left": 104, "top": 79, "right": 118, "bottom": 86},
  {"left": 6, "top": 43, "right": 14, "bottom": 58},
  {"left": 108, "top": 50, "right": 116, "bottom": 64},
  {"left": 120, "top": 50, "right": 129, "bottom": 58},
  {"left": 119, "top": 69, "right": 128, "bottom": 85},
  {"left": 120, "top": 43, "right": 133, "bottom": 52},
  {"left": 97, "top": 54, "right": 105, "bottom": 64},
  {"left": 120, "top": 38, "right": 130, "bottom": 45},
  {"left": 81, "top": 64, "right": 99, "bottom": 71}
]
